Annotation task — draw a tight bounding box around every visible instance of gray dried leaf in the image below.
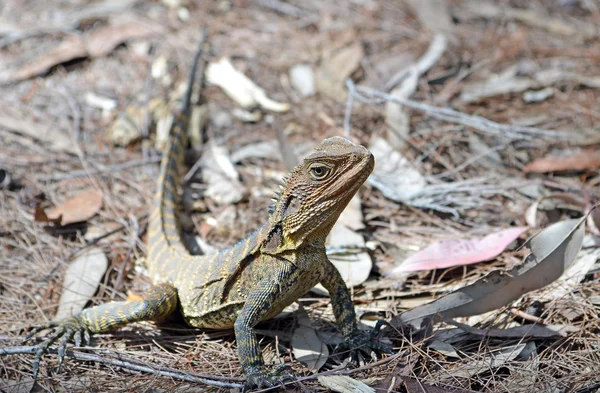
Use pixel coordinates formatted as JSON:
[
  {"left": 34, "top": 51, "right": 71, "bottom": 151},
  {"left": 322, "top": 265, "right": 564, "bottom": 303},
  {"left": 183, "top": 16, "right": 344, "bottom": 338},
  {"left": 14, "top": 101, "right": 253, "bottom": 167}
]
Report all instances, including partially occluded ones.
[
  {"left": 291, "top": 305, "right": 328, "bottom": 372},
  {"left": 318, "top": 375, "right": 375, "bottom": 393},
  {"left": 55, "top": 247, "right": 108, "bottom": 321}
]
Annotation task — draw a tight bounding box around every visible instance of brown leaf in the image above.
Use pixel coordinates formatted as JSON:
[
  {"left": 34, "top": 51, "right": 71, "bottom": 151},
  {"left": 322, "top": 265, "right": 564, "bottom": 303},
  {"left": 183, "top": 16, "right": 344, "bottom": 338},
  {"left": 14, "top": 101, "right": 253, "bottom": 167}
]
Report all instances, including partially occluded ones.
[
  {"left": 38, "top": 189, "right": 103, "bottom": 226},
  {"left": 86, "top": 22, "right": 158, "bottom": 57},
  {"left": 34, "top": 205, "right": 62, "bottom": 225},
  {"left": 524, "top": 150, "right": 600, "bottom": 173},
  {"left": 0, "top": 21, "right": 159, "bottom": 84}
]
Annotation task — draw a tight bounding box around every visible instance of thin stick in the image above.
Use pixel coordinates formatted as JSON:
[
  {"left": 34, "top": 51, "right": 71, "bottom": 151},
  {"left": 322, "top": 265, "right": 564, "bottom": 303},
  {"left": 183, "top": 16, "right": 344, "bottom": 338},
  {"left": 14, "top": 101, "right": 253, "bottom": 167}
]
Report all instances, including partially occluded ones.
[
  {"left": 351, "top": 83, "right": 573, "bottom": 140},
  {"left": 0, "top": 345, "right": 242, "bottom": 388}
]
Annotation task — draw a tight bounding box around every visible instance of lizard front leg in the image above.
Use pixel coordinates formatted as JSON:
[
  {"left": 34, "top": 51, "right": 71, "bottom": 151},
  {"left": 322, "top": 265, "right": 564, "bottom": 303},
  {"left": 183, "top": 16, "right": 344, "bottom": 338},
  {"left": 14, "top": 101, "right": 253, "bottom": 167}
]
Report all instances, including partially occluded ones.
[
  {"left": 234, "top": 257, "right": 295, "bottom": 390},
  {"left": 320, "top": 259, "right": 391, "bottom": 361}
]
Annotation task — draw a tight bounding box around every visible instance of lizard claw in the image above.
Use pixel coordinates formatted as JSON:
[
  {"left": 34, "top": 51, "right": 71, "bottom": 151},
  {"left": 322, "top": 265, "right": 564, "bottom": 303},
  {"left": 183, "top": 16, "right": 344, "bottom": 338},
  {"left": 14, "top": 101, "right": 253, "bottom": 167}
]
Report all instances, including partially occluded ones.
[
  {"left": 335, "top": 320, "right": 392, "bottom": 364},
  {"left": 243, "top": 365, "right": 294, "bottom": 391},
  {"left": 24, "top": 315, "right": 92, "bottom": 380}
]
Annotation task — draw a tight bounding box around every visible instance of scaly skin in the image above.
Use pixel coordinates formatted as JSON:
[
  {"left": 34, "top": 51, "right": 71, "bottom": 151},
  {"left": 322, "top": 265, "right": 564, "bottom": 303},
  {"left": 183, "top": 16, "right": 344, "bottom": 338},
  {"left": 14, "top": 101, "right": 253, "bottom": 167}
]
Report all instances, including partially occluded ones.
[{"left": 25, "top": 42, "right": 389, "bottom": 389}]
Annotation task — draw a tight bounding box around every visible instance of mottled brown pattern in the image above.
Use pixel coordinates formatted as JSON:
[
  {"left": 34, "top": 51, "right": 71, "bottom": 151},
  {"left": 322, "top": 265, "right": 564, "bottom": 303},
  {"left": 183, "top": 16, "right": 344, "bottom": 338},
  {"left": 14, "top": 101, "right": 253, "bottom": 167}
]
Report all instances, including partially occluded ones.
[{"left": 26, "top": 47, "right": 388, "bottom": 389}]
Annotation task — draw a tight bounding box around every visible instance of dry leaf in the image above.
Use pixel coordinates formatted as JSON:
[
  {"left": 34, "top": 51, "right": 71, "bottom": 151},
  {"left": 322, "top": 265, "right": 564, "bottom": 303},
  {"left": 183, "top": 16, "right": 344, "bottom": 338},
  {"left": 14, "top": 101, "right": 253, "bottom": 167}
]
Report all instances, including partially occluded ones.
[
  {"left": 291, "top": 305, "right": 328, "bottom": 372},
  {"left": 439, "top": 344, "right": 526, "bottom": 380},
  {"left": 316, "top": 42, "right": 363, "bottom": 101},
  {"left": 368, "top": 138, "right": 426, "bottom": 202},
  {"left": 318, "top": 375, "right": 375, "bottom": 393},
  {"left": 409, "top": 0, "right": 453, "bottom": 36},
  {"left": 536, "top": 248, "right": 600, "bottom": 302},
  {"left": 388, "top": 227, "right": 528, "bottom": 274},
  {"left": 447, "top": 319, "right": 566, "bottom": 339},
  {"left": 524, "top": 150, "right": 600, "bottom": 173},
  {"left": 206, "top": 58, "right": 289, "bottom": 112},
  {"left": 326, "top": 223, "right": 372, "bottom": 287},
  {"left": 36, "top": 189, "right": 103, "bottom": 226},
  {"left": 54, "top": 247, "right": 108, "bottom": 320},
  {"left": 289, "top": 64, "right": 315, "bottom": 98},
  {"left": 201, "top": 144, "right": 246, "bottom": 205},
  {"left": 394, "top": 215, "right": 587, "bottom": 329},
  {"left": 0, "top": 21, "right": 159, "bottom": 84}
]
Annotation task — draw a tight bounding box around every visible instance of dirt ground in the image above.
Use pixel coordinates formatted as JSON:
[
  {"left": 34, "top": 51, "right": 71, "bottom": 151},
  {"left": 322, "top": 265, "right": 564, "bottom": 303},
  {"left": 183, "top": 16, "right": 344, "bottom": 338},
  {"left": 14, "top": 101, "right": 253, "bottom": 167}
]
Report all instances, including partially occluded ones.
[{"left": 1, "top": 0, "right": 600, "bottom": 392}]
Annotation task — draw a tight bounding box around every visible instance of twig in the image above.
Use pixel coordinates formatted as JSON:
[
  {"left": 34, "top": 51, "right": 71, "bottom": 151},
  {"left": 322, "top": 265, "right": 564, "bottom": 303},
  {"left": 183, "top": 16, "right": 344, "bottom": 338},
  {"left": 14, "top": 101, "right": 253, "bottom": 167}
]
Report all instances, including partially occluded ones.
[
  {"left": 343, "top": 79, "right": 355, "bottom": 138},
  {"left": 41, "top": 156, "right": 162, "bottom": 182},
  {"left": 0, "top": 345, "right": 242, "bottom": 388},
  {"left": 351, "top": 83, "right": 571, "bottom": 140},
  {"left": 258, "top": 0, "right": 304, "bottom": 18}
]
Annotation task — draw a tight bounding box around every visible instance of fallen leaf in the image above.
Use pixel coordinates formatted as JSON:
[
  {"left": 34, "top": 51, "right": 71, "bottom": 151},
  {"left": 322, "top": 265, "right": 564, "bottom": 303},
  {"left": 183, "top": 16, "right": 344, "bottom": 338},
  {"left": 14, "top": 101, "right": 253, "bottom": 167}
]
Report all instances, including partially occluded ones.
[
  {"left": 230, "top": 140, "right": 279, "bottom": 163},
  {"left": 446, "top": 319, "right": 566, "bottom": 339},
  {"left": 316, "top": 42, "right": 363, "bottom": 101},
  {"left": 536, "top": 248, "right": 600, "bottom": 302},
  {"left": 438, "top": 344, "right": 527, "bottom": 380},
  {"left": 427, "top": 340, "right": 460, "bottom": 358},
  {"left": 394, "top": 215, "right": 588, "bottom": 329},
  {"left": 36, "top": 189, "right": 103, "bottom": 226},
  {"left": 387, "top": 227, "right": 528, "bottom": 274},
  {"left": 54, "top": 247, "right": 108, "bottom": 320},
  {"left": 206, "top": 57, "right": 289, "bottom": 112},
  {"left": 523, "top": 87, "right": 554, "bottom": 103},
  {"left": 524, "top": 150, "right": 600, "bottom": 173},
  {"left": 525, "top": 193, "right": 586, "bottom": 228},
  {"left": 289, "top": 64, "right": 315, "bottom": 98},
  {"left": 326, "top": 223, "right": 372, "bottom": 287},
  {"left": 201, "top": 144, "right": 246, "bottom": 205},
  {"left": 409, "top": 0, "right": 454, "bottom": 36},
  {"left": 368, "top": 138, "right": 426, "bottom": 202},
  {"left": 318, "top": 375, "right": 375, "bottom": 393},
  {"left": 291, "top": 305, "right": 328, "bottom": 372},
  {"left": 0, "top": 20, "right": 159, "bottom": 84}
]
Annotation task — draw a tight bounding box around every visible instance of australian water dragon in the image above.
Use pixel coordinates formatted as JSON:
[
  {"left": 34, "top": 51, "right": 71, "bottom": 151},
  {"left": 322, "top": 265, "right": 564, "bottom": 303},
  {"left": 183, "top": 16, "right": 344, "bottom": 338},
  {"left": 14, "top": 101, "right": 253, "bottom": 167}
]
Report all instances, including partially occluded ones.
[{"left": 25, "top": 40, "right": 389, "bottom": 389}]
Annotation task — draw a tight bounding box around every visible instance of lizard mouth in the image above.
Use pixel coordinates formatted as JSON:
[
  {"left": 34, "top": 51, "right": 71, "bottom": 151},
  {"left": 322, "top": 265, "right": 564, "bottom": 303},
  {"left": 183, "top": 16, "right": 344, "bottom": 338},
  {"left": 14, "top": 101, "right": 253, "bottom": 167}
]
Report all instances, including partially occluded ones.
[{"left": 327, "top": 154, "right": 374, "bottom": 200}]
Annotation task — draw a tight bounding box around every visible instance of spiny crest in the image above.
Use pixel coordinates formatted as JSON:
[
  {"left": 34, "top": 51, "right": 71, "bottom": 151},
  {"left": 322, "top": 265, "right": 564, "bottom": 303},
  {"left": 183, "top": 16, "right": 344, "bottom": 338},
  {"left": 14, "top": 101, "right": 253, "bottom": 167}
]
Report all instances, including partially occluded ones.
[{"left": 268, "top": 175, "right": 288, "bottom": 215}]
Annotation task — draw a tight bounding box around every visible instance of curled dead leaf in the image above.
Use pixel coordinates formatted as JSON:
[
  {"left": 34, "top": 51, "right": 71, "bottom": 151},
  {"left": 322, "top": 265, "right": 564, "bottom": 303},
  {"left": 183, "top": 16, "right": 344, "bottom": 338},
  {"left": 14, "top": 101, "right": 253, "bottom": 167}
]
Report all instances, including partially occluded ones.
[
  {"left": 524, "top": 150, "right": 600, "bottom": 173},
  {"left": 35, "top": 189, "right": 103, "bottom": 226}
]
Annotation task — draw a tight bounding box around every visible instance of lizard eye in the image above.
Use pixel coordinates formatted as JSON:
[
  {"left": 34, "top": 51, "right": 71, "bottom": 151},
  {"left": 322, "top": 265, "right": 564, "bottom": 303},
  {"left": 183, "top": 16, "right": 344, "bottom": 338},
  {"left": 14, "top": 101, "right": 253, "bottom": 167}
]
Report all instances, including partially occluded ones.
[{"left": 309, "top": 164, "right": 332, "bottom": 180}]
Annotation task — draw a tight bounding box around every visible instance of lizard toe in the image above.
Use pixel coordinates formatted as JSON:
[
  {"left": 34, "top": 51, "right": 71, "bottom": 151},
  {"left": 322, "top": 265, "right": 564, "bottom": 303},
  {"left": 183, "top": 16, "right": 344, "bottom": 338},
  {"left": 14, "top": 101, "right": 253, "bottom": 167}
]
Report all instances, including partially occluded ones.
[{"left": 244, "top": 366, "right": 295, "bottom": 391}]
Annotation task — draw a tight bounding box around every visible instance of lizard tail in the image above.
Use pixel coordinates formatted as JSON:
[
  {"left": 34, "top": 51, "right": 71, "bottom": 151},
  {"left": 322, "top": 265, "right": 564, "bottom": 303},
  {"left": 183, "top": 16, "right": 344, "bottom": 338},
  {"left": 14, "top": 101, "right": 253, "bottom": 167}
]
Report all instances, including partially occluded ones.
[{"left": 147, "top": 33, "right": 206, "bottom": 278}]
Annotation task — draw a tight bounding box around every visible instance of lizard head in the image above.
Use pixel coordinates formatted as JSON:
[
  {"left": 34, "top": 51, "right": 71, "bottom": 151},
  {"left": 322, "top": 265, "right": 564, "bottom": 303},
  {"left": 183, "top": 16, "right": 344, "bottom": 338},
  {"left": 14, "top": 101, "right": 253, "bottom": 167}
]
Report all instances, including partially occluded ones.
[{"left": 269, "top": 136, "right": 374, "bottom": 247}]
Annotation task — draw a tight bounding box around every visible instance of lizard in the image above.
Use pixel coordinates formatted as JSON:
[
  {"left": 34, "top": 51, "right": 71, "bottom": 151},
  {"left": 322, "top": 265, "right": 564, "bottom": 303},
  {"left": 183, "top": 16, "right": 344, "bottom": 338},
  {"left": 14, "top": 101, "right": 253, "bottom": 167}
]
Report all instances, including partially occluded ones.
[{"left": 25, "top": 38, "right": 389, "bottom": 390}]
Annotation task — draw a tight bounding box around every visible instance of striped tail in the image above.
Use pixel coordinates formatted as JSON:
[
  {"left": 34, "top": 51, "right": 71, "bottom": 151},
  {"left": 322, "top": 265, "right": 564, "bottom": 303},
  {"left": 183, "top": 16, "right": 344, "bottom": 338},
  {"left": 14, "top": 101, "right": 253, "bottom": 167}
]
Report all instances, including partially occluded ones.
[{"left": 147, "top": 35, "right": 206, "bottom": 281}]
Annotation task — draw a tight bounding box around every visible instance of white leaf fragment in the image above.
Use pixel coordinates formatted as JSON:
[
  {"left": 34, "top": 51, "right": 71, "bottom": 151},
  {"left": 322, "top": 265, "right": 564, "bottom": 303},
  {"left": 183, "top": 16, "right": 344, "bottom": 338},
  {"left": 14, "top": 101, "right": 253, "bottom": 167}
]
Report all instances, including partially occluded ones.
[
  {"left": 368, "top": 138, "right": 426, "bottom": 202},
  {"left": 318, "top": 375, "right": 375, "bottom": 393},
  {"left": 201, "top": 144, "right": 246, "bottom": 205},
  {"left": 289, "top": 64, "right": 315, "bottom": 98},
  {"left": 206, "top": 57, "right": 289, "bottom": 112},
  {"left": 55, "top": 247, "right": 108, "bottom": 321},
  {"left": 291, "top": 305, "right": 328, "bottom": 372}
]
